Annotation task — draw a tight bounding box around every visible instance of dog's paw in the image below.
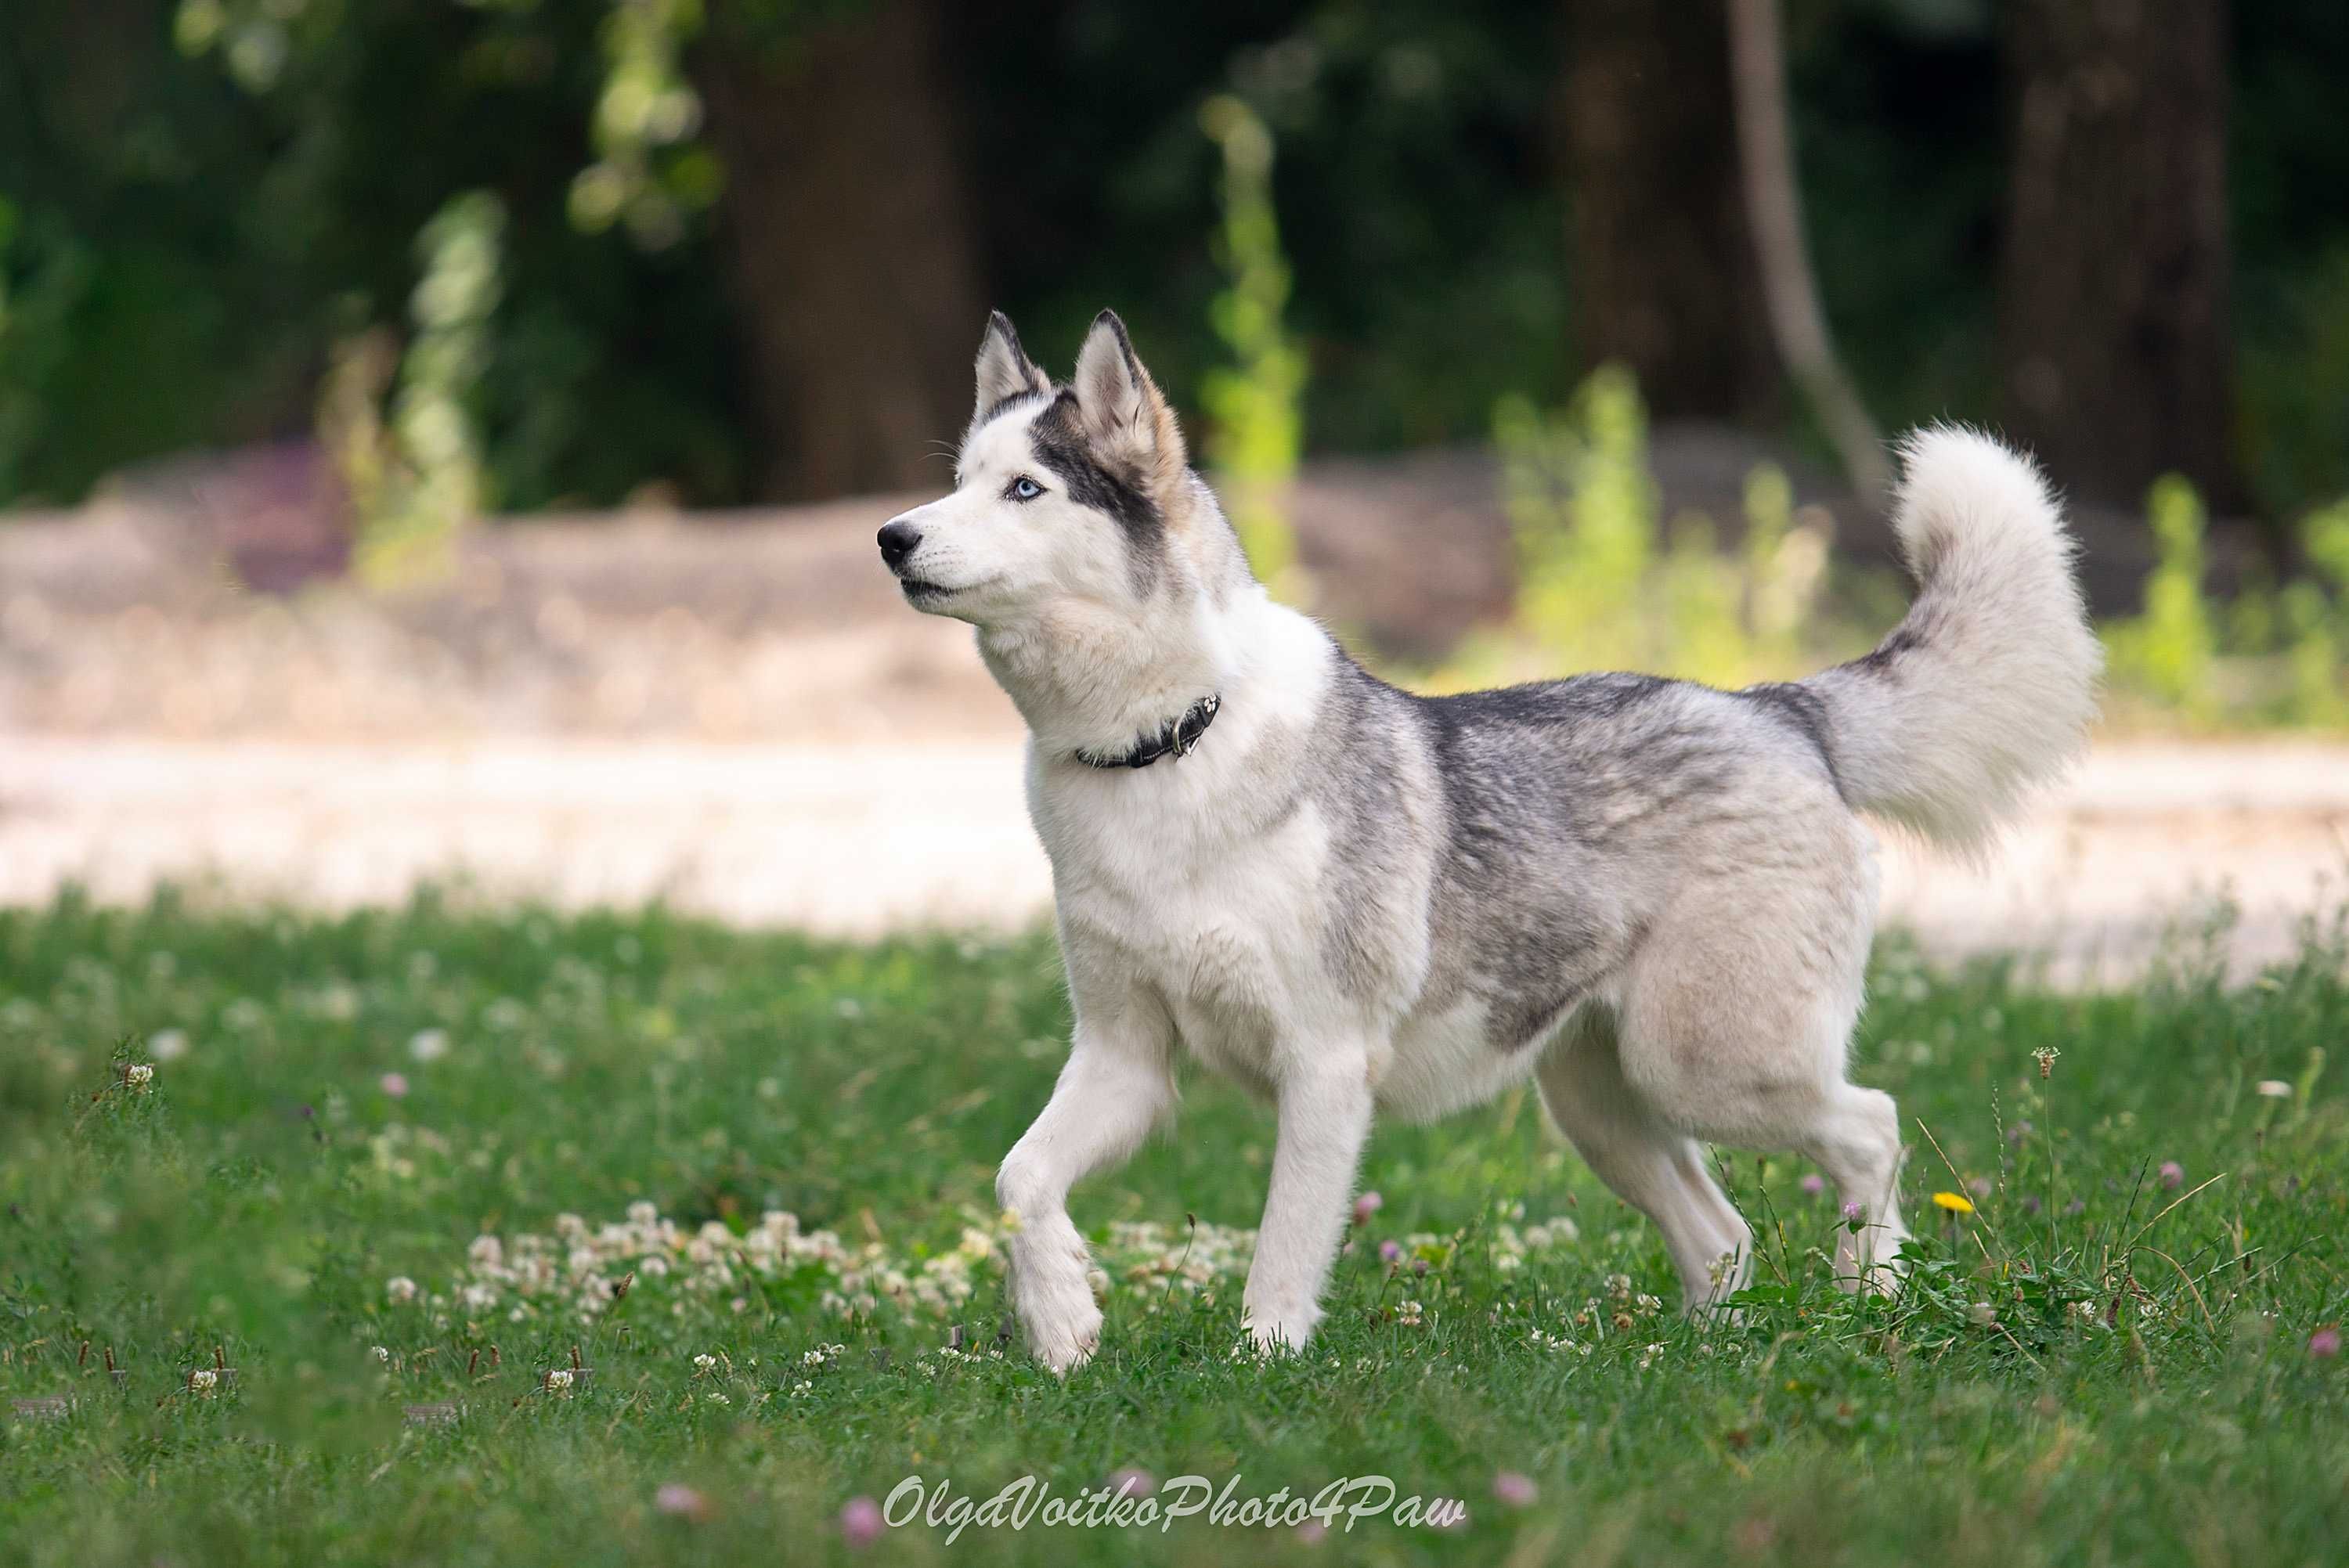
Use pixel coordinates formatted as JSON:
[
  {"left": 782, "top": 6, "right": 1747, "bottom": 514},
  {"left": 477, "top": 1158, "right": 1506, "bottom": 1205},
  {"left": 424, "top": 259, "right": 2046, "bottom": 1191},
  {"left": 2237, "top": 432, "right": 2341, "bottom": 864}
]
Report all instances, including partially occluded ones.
[
  {"left": 1021, "top": 1285, "right": 1102, "bottom": 1376},
  {"left": 1242, "top": 1303, "right": 1317, "bottom": 1359},
  {"left": 1835, "top": 1225, "right": 1913, "bottom": 1296},
  {"left": 1009, "top": 1233, "right": 1104, "bottom": 1377}
]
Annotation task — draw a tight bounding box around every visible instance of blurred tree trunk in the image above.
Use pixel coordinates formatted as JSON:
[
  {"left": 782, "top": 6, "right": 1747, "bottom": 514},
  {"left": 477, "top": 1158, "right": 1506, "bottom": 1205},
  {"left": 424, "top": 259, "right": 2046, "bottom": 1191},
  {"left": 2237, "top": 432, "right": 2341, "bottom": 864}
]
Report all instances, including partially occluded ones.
[
  {"left": 1557, "top": 0, "right": 1776, "bottom": 420},
  {"left": 696, "top": 0, "right": 983, "bottom": 500},
  {"left": 1727, "top": 0, "right": 1889, "bottom": 505},
  {"left": 2000, "top": 0, "right": 2240, "bottom": 512}
]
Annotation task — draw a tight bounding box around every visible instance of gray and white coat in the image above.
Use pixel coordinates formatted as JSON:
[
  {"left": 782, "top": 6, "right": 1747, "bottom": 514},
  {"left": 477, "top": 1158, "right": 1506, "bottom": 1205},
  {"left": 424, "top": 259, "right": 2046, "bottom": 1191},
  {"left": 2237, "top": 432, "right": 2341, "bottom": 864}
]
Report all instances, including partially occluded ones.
[{"left": 879, "top": 310, "right": 2101, "bottom": 1372}]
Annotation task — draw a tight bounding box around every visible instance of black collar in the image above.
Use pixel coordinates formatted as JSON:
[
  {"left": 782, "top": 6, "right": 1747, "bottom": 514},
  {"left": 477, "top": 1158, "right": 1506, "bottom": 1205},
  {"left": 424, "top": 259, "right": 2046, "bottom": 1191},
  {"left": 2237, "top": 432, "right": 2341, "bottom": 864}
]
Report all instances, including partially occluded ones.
[{"left": 1075, "top": 694, "right": 1222, "bottom": 770}]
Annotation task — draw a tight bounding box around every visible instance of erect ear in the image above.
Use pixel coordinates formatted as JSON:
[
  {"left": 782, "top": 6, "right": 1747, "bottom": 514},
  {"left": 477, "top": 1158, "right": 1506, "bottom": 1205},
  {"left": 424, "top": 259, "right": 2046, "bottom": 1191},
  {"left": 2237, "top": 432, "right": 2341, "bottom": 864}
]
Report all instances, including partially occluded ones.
[
  {"left": 972, "top": 311, "right": 1049, "bottom": 427},
  {"left": 1070, "top": 309, "right": 1186, "bottom": 501}
]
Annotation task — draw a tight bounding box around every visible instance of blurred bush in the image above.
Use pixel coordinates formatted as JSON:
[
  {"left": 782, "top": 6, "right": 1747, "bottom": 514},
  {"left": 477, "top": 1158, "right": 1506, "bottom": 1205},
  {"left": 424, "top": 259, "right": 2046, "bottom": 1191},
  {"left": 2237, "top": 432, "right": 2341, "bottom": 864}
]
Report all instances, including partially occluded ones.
[
  {"left": 2105, "top": 477, "right": 2219, "bottom": 720},
  {"left": 1200, "top": 94, "right": 1304, "bottom": 595},
  {"left": 345, "top": 191, "right": 505, "bottom": 585},
  {"left": 1451, "top": 369, "right": 2347, "bottom": 733},
  {"left": 2101, "top": 478, "right": 2349, "bottom": 729},
  {"left": 1435, "top": 368, "right": 1843, "bottom": 694}
]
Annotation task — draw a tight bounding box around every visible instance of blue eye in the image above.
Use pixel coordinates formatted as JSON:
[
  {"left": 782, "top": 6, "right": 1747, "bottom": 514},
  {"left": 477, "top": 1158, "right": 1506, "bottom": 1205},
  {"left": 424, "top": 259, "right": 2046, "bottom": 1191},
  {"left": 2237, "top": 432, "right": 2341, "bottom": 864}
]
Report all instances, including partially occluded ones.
[{"left": 1007, "top": 476, "right": 1044, "bottom": 502}]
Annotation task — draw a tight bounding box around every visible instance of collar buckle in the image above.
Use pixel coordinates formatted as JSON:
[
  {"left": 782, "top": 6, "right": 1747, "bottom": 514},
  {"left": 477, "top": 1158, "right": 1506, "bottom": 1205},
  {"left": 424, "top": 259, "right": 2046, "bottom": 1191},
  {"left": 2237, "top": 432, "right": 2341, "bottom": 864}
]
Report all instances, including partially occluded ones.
[{"left": 1078, "top": 693, "right": 1221, "bottom": 770}]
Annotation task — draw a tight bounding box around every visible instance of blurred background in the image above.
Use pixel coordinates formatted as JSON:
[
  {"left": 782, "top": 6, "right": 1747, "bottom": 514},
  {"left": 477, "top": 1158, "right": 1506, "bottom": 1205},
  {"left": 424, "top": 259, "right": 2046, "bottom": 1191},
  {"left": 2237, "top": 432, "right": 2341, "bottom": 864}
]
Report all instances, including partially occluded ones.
[{"left": 2, "top": 0, "right": 2346, "bottom": 975}]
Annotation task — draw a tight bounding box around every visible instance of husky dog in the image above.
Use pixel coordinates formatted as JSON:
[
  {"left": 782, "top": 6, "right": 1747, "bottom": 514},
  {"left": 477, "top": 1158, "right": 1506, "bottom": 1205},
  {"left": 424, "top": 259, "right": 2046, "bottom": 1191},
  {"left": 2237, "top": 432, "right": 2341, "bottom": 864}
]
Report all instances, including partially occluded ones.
[{"left": 879, "top": 309, "right": 2100, "bottom": 1373}]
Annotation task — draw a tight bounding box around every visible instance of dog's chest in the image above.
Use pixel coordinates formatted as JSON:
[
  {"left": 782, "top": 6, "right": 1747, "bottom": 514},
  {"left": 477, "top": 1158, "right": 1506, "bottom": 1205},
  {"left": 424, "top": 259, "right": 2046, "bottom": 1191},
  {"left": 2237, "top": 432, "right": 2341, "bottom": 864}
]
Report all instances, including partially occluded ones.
[{"left": 1042, "top": 778, "right": 1334, "bottom": 1083}]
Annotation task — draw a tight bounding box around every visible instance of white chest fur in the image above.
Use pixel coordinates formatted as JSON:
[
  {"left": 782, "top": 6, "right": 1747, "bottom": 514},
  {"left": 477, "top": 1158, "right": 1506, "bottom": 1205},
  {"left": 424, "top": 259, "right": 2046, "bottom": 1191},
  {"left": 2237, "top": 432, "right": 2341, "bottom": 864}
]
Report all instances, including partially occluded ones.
[
  {"left": 1034, "top": 735, "right": 1345, "bottom": 1083},
  {"left": 1025, "top": 604, "right": 1386, "bottom": 1088}
]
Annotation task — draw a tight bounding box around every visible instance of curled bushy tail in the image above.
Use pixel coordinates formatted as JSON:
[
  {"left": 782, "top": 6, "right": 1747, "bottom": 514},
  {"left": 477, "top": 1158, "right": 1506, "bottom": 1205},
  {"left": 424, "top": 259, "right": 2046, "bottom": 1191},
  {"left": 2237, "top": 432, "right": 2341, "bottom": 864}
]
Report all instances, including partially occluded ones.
[{"left": 1805, "top": 427, "right": 2102, "bottom": 860}]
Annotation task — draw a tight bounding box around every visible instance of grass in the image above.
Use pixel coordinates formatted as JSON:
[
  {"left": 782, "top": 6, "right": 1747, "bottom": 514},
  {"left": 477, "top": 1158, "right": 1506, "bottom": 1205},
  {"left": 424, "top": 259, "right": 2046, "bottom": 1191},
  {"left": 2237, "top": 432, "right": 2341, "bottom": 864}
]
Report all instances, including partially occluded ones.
[{"left": 2, "top": 890, "right": 2347, "bottom": 1566}]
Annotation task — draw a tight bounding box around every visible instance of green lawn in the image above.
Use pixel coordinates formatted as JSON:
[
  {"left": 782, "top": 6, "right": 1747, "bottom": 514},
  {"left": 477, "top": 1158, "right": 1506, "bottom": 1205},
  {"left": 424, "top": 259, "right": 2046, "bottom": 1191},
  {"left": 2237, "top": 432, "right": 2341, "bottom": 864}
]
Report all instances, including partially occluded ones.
[{"left": 2, "top": 892, "right": 2346, "bottom": 1566}]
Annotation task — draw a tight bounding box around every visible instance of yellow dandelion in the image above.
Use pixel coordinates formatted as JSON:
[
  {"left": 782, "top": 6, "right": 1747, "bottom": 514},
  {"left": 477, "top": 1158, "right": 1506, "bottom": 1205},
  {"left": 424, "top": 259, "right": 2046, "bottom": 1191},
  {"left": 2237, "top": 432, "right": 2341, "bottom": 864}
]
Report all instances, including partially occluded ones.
[{"left": 1932, "top": 1191, "right": 1976, "bottom": 1216}]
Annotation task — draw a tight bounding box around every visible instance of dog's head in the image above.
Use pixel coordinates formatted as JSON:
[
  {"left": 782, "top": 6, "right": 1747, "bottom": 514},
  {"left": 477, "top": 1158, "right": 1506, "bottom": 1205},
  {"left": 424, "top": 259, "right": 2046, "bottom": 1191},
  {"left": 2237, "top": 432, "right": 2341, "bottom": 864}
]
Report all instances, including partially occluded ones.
[{"left": 877, "top": 311, "right": 1247, "bottom": 633}]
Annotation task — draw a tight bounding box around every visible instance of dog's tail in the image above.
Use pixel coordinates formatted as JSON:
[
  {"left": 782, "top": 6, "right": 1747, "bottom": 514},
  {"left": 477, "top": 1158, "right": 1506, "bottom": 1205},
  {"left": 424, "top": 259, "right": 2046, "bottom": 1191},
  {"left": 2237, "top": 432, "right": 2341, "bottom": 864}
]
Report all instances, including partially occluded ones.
[{"left": 1802, "top": 426, "right": 2102, "bottom": 861}]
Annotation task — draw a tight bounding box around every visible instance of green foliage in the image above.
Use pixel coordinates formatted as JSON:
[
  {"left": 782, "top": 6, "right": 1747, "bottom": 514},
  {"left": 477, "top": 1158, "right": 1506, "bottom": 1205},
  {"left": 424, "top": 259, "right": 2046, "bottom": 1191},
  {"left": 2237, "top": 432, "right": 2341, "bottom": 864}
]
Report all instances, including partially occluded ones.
[
  {"left": 1462, "top": 369, "right": 1842, "bottom": 690},
  {"left": 2, "top": 896, "right": 2348, "bottom": 1563},
  {"left": 568, "top": 0, "right": 720, "bottom": 251},
  {"left": 5, "top": 2, "right": 2349, "bottom": 518},
  {"left": 330, "top": 191, "right": 506, "bottom": 586},
  {"left": 1494, "top": 367, "right": 1656, "bottom": 673},
  {"left": 2284, "top": 496, "right": 2349, "bottom": 724},
  {"left": 2103, "top": 481, "right": 2349, "bottom": 730},
  {"left": 2276, "top": 581, "right": 2345, "bottom": 727},
  {"left": 1198, "top": 95, "right": 1305, "bottom": 593},
  {"left": 1463, "top": 373, "right": 2347, "bottom": 730},
  {"left": 2240, "top": 247, "right": 2349, "bottom": 519},
  {"left": 0, "top": 196, "right": 71, "bottom": 502},
  {"left": 2104, "top": 475, "right": 2218, "bottom": 717}
]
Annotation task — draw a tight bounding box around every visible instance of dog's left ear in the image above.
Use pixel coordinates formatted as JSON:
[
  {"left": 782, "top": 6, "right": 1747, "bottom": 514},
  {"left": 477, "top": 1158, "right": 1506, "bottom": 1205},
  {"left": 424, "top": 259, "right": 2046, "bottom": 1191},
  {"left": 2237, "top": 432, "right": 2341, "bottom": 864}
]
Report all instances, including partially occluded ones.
[{"left": 1072, "top": 310, "right": 1186, "bottom": 501}]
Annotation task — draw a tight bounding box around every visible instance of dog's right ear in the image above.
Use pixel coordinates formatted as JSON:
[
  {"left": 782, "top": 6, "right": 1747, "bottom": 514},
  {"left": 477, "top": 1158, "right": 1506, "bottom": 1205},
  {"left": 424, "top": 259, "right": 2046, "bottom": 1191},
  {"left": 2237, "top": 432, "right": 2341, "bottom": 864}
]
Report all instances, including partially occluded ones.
[{"left": 973, "top": 311, "right": 1050, "bottom": 427}]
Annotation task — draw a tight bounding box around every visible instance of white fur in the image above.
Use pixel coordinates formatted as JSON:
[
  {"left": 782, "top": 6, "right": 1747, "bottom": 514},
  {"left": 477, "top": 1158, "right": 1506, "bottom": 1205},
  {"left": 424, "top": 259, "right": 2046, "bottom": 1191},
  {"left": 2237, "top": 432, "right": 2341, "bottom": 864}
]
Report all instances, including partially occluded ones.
[
  {"left": 1810, "top": 426, "right": 2105, "bottom": 860},
  {"left": 1007, "top": 596, "right": 1403, "bottom": 1355}
]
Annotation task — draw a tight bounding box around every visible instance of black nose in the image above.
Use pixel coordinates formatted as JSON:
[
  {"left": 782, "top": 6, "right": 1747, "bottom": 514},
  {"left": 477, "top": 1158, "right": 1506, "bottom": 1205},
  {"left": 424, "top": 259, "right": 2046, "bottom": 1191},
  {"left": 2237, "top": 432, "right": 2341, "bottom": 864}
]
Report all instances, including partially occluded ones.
[{"left": 877, "top": 519, "right": 922, "bottom": 570}]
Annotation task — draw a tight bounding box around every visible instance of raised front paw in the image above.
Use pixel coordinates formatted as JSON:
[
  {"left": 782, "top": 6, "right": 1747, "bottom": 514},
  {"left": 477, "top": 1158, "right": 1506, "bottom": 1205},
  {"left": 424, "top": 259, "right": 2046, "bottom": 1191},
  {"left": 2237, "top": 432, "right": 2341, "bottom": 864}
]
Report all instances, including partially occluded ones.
[{"left": 1009, "top": 1236, "right": 1104, "bottom": 1377}]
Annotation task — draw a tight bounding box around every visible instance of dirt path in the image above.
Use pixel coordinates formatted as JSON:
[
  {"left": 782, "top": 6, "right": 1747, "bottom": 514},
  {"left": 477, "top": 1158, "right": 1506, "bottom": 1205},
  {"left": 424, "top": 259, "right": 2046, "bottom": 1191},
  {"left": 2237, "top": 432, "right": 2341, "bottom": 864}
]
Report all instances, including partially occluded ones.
[{"left": 4, "top": 735, "right": 2340, "bottom": 985}]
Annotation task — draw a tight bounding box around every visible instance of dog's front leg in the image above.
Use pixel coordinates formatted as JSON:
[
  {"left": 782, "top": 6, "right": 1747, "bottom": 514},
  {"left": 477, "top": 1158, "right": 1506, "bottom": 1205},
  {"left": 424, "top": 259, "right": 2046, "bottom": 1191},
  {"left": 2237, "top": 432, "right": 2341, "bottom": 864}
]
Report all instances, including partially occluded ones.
[
  {"left": 995, "top": 1019, "right": 1173, "bottom": 1375},
  {"left": 1243, "top": 1053, "right": 1374, "bottom": 1355}
]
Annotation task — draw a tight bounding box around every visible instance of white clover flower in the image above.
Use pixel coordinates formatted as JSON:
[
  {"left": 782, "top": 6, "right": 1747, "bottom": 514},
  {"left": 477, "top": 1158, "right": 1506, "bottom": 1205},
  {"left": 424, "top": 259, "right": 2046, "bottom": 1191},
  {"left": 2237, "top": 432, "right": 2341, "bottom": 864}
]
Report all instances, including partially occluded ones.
[
  {"left": 124, "top": 1063, "right": 154, "bottom": 1089},
  {"left": 188, "top": 1368, "right": 218, "bottom": 1393},
  {"left": 544, "top": 1368, "right": 574, "bottom": 1392},
  {"left": 408, "top": 1029, "right": 450, "bottom": 1063},
  {"left": 386, "top": 1276, "right": 419, "bottom": 1303},
  {"left": 372, "top": 1345, "right": 391, "bottom": 1364},
  {"left": 149, "top": 1030, "right": 189, "bottom": 1062},
  {"left": 627, "top": 1200, "right": 659, "bottom": 1227},
  {"left": 2257, "top": 1080, "right": 2293, "bottom": 1099},
  {"left": 693, "top": 1353, "right": 716, "bottom": 1371}
]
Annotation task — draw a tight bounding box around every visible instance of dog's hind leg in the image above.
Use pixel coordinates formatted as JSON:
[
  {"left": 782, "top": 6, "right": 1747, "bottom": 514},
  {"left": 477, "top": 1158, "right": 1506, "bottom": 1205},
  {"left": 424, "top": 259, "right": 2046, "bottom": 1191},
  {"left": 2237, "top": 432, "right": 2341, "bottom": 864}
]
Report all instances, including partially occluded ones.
[
  {"left": 1612, "top": 837, "right": 1911, "bottom": 1293},
  {"left": 1800, "top": 1083, "right": 1911, "bottom": 1289},
  {"left": 1536, "top": 1007, "right": 1753, "bottom": 1310}
]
